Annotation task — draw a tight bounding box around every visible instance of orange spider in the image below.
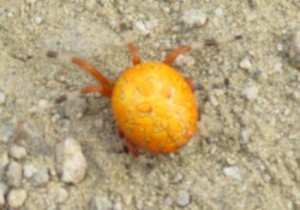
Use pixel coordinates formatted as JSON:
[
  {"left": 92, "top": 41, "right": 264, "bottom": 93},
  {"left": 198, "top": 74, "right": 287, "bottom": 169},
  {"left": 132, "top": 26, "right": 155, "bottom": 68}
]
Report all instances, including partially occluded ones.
[{"left": 72, "top": 44, "right": 198, "bottom": 156}]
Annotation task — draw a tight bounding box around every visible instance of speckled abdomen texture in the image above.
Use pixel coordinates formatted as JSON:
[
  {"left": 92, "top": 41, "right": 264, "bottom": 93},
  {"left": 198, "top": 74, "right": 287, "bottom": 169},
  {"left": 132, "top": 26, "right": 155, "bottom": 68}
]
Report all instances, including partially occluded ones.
[{"left": 111, "top": 62, "right": 198, "bottom": 153}]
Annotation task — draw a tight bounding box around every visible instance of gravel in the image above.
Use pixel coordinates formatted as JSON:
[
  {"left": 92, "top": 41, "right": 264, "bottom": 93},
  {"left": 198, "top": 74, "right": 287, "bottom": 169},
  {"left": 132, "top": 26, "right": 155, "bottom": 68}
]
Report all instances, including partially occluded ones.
[
  {"left": 176, "top": 190, "right": 191, "bottom": 207},
  {"left": 239, "top": 57, "right": 252, "bottom": 70},
  {"left": 181, "top": 9, "right": 207, "bottom": 27},
  {"left": 90, "top": 196, "right": 113, "bottom": 210},
  {"left": 56, "top": 137, "right": 87, "bottom": 184},
  {"left": 241, "top": 86, "right": 259, "bottom": 101},
  {"left": 7, "top": 188, "right": 27, "bottom": 208},
  {"left": 32, "top": 165, "right": 49, "bottom": 187},
  {"left": 7, "top": 161, "right": 23, "bottom": 187},
  {"left": 0, "top": 122, "right": 14, "bottom": 143},
  {"left": 48, "top": 186, "right": 69, "bottom": 204},
  {"left": 64, "top": 95, "right": 88, "bottom": 119},
  {"left": 9, "top": 145, "right": 27, "bottom": 160},
  {"left": 23, "top": 163, "right": 37, "bottom": 178},
  {"left": 239, "top": 128, "right": 252, "bottom": 144},
  {"left": 223, "top": 166, "right": 241, "bottom": 180},
  {"left": 0, "top": 1, "right": 299, "bottom": 209}
]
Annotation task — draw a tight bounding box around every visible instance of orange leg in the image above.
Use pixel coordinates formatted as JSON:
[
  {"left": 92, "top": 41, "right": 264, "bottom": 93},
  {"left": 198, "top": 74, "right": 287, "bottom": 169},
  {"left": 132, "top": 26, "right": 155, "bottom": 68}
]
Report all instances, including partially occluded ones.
[
  {"left": 126, "top": 139, "right": 140, "bottom": 157},
  {"left": 128, "top": 44, "right": 141, "bottom": 65},
  {"left": 163, "top": 46, "right": 191, "bottom": 65},
  {"left": 72, "top": 58, "right": 113, "bottom": 98},
  {"left": 184, "top": 77, "right": 195, "bottom": 92}
]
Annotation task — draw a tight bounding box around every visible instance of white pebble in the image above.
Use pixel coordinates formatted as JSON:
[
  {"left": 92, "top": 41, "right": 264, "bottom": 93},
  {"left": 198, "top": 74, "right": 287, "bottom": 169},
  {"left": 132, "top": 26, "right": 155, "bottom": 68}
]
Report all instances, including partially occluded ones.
[
  {"left": 7, "top": 188, "right": 27, "bottom": 208},
  {"left": 32, "top": 165, "right": 49, "bottom": 186},
  {"left": 48, "top": 186, "right": 69, "bottom": 204},
  {"left": 90, "top": 196, "right": 113, "bottom": 210},
  {"left": 85, "top": 0, "right": 97, "bottom": 12},
  {"left": 164, "top": 196, "right": 173, "bottom": 206},
  {"left": 9, "top": 145, "right": 27, "bottom": 160},
  {"left": 209, "top": 95, "right": 219, "bottom": 107},
  {"left": 0, "top": 123, "right": 14, "bottom": 143},
  {"left": 135, "top": 19, "right": 158, "bottom": 35},
  {"left": 214, "top": 8, "right": 223, "bottom": 17},
  {"left": 239, "top": 57, "right": 252, "bottom": 70},
  {"left": 0, "top": 91, "right": 5, "bottom": 105},
  {"left": 38, "top": 99, "right": 48, "bottom": 109},
  {"left": 223, "top": 166, "right": 241, "bottom": 180},
  {"left": 35, "top": 16, "right": 42, "bottom": 24},
  {"left": 241, "top": 86, "right": 258, "bottom": 101},
  {"left": 135, "top": 199, "right": 144, "bottom": 210},
  {"left": 240, "top": 129, "right": 252, "bottom": 144},
  {"left": 113, "top": 201, "right": 123, "bottom": 210},
  {"left": 274, "top": 62, "right": 283, "bottom": 72},
  {"left": 176, "top": 190, "right": 190, "bottom": 207},
  {"left": 181, "top": 9, "right": 207, "bottom": 27},
  {"left": 7, "top": 161, "right": 23, "bottom": 187},
  {"left": 23, "top": 164, "right": 37, "bottom": 178},
  {"left": 56, "top": 137, "right": 87, "bottom": 184},
  {"left": 292, "top": 91, "right": 300, "bottom": 102},
  {"left": 277, "top": 43, "right": 284, "bottom": 51}
]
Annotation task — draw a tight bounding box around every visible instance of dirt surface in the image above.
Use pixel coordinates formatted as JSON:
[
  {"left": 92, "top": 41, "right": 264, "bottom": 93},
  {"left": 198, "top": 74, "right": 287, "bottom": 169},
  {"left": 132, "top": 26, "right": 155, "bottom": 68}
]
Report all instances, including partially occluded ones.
[{"left": 0, "top": 1, "right": 299, "bottom": 210}]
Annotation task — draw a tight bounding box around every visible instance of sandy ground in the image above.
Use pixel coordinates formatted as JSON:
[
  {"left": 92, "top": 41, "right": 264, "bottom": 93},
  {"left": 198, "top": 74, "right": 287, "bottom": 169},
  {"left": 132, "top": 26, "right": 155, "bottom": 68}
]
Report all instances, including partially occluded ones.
[{"left": 0, "top": 0, "right": 299, "bottom": 210}]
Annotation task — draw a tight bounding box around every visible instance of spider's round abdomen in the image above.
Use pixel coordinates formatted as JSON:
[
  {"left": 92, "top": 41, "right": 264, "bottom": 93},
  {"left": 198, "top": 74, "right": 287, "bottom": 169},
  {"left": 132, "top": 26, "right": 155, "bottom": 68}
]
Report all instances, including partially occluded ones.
[{"left": 111, "top": 62, "right": 198, "bottom": 153}]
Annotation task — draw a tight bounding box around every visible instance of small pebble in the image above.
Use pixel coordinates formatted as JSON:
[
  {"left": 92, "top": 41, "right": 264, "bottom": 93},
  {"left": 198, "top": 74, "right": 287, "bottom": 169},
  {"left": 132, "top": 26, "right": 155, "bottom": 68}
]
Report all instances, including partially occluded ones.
[
  {"left": 176, "top": 190, "right": 190, "bottom": 207},
  {"left": 38, "top": 99, "right": 48, "bottom": 109},
  {"left": 240, "top": 129, "right": 252, "bottom": 144},
  {"left": 274, "top": 62, "right": 283, "bottom": 73},
  {"left": 35, "top": 16, "right": 42, "bottom": 24},
  {"left": 288, "top": 30, "right": 300, "bottom": 69},
  {"left": 90, "top": 196, "right": 113, "bottom": 210},
  {"left": 292, "top": 91, "right": 300, "bottom": 102},
  {"left": 0, "top": 182, "right": 8, "bottom": 207},
  {"left": 277, "top": 43, "right": 284, "bottom": 51},
  {"left": 239, "top": 57, "right": 252, "bottom": 70},
  {"left": 7, "top": 161, "right": 23, "bottom": 187},
  {"left": 0, "top": 122, "right": 14, "bottom": 143},
  {"left": 135, "top": 198, "right": 144, "bottom": 210},
  {"left": 65, "top": 95, "right": 88, "bottom": 119},
  {"left": 134, "top": 19, "right": 158, "bottom": 35},
  {"left": 223, "top": 166, "right": 241, "bottom": 180},
  {"left": 209, "top": 95, "right": 219, "bottom": 107},
  {"left": 113, "top": 201, "right": 123, "bottom": 210},
  {"left": 214, "top": 8, "right": 223, "bottom": 17},
  {"left": 23, "top": 164, "right": 37, "bottom": 178},
  {"left": 181, "top": 9, "right": 207, "bottom": 27},
  {"left": 0, "top": 90, "right": 5, "bottom": 105},
  {"left": 48, "top": 186, "right": 69, "bottom": 204},
  {"left": 9, "top": 145, "right": 27, "bottom": 160},
  {"left": 164, "top": 196, "right": 173, "bottom": 206},
  {"left": 175, "top": 54, "right": 195, "bottom": 68},
  {"left": 249, "top": 69, "right": 262, "bottom": 80},
  {"left": 32, "top": 165, "right": 49, "bottom": 187},
  {"left": 56, "top": 137, "right": 87, "bottom": 184},
  {"left": 241, "top": 86, "right": 258, "bottom": 101},
  {"left": 7, "top": 188, "right": 27, "bottom": 208},
  {"left": 85, "top": 0, "right": 97, "bottom": 12}
]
